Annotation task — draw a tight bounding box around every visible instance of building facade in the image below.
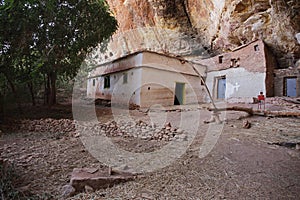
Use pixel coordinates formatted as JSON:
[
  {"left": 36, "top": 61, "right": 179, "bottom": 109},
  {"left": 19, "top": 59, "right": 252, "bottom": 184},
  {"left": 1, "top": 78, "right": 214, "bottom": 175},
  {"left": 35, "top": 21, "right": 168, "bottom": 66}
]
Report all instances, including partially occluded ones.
[
  {"left": 193, "top": 40, "right": 277, "bottom": 102},
  {"left": 274, "top": 68, "right": 300, "bottom": 97},
  {"left": 87, "top": 40, "right": 299, "bottom": 108},
  {"left": 87, "top": 51, "right": 206, "bottom": 108}
]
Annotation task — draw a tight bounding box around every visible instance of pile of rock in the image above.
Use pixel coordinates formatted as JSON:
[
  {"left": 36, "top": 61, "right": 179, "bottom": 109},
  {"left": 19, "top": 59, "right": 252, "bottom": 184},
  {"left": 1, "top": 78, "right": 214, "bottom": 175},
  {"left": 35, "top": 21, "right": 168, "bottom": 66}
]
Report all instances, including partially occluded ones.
[
  {"left": 267, "top": 97, "right": 300, "bottom": 110},
  {"left": 19, "top": 118, "right": 75, "bottom": 134},
  {"left": 78, "top": 120, "right": 187, "bottom": 141},
  {"left": 17, "top": 118, "right": 187, "bottom": 141}
]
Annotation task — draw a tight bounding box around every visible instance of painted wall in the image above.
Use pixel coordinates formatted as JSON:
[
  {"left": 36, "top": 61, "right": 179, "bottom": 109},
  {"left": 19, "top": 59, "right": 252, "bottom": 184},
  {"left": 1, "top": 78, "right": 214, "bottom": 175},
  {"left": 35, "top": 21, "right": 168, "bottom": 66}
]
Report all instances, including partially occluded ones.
[
  {"left": 194, "top": 40, "right": 277, "bottom": 102},
  {"left": 86, "top": 51, "right": 207, "bottom": 107},
  {"left": 141, "top": 51, "right": 201, "bottom": 76},
  {"left": 140, "top": 67, "right": 205, "bottom": 107},
  {"left": 206, "top": 68, "right": 266, "bottom": 103},
  {"left": 86, "top": 77, "right": 98, "bottom": 98},
  {"left": 87, "top": 68, "right": 142, "bottom": 106}
]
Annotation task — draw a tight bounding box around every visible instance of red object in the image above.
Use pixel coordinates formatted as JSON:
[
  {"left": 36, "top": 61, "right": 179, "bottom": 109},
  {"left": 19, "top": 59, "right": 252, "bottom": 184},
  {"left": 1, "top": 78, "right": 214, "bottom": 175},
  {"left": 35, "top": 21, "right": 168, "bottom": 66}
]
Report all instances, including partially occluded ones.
[{"left": 258, "top": 94, "right": 265, "bottom": 101}]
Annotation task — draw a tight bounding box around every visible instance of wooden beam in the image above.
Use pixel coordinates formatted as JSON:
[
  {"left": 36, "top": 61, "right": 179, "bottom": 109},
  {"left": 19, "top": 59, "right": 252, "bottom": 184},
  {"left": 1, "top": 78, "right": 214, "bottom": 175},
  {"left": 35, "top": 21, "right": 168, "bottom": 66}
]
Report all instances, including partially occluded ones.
[{"left": 208, "top": 106, "right": 300, "bottom": 117}]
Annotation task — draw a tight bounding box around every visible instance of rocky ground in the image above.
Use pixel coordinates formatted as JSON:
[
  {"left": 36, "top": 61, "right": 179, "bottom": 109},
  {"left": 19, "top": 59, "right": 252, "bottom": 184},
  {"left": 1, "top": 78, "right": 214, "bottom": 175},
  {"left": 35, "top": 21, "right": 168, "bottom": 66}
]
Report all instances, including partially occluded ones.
[{"left": 0, "top": 99, "right": 299, "bottom": 199}]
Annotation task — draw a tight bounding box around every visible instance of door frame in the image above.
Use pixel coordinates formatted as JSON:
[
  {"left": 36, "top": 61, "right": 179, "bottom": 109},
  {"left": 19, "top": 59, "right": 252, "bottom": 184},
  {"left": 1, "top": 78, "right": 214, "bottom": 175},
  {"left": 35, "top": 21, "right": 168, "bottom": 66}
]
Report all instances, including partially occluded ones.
[
  {"left": 214, "top": 75, "right": 226, "bottom": 100},
  {"left": 284, "top": 76, "right": 297, "bottom": 97},
  {"left": 174, "top": 82, "right": 185, "bottom": 105}
]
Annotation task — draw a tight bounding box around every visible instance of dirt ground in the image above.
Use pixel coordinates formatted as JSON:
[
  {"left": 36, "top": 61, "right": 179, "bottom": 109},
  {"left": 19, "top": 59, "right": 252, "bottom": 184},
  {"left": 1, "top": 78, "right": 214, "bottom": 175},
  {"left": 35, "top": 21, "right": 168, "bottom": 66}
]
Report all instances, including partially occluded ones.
[{"left": 0, "top": 101, "right": 299, "bottom": 199}]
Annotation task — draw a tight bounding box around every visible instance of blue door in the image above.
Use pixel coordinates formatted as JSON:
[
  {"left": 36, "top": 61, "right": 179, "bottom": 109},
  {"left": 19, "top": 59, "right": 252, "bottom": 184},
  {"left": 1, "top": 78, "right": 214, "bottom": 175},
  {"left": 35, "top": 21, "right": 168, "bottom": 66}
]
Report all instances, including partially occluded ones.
[
  {"left": 217, "top": 77, "right": 226, "bottom": 99},
  {"left": 286, "top": 78, "right": 297, "bottom": 97}
]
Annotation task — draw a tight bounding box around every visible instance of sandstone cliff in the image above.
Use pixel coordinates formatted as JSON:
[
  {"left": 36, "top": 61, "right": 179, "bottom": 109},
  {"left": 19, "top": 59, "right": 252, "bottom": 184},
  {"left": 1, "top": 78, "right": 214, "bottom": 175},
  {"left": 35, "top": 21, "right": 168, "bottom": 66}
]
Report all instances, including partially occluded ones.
[{"left": 100, "top": 0, "right": 299, "bottom": 68}]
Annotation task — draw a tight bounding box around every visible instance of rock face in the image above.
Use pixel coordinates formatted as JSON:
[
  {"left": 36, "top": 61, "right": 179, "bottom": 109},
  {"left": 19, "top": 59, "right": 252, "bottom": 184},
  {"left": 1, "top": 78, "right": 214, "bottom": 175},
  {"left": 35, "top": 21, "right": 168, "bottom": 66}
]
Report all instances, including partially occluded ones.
[
  {"left": 213, "top": 0, "right": 300, "bottom": 67},
  {"left": 103, "top": 0, "right": 300, "bottom": 68}
]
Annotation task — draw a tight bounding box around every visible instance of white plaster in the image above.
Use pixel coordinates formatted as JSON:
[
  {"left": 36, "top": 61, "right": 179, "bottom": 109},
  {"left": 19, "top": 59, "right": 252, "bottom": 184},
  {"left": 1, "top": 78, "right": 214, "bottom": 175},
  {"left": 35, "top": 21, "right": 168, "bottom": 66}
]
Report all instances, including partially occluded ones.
[
  {"left": 109, "top": 68, "right": 142, "bottom": 105},
  {"left": 226, "top": 82, "right": 241, "bottom": 98},
  {"left": 86, "top": 78, "right": 97, "bottom": 98},
  {"left": 141, "top": 67, "right": 200, "bottom": 106},
  {"left": 87, "top": 68, "right": 142, "bottom": 106},
  {"left": 87, "top": 52, "right": 205, "bottom": 106},
  {"left": 206, "top": 68, "right": 266, "bottom": 102}
]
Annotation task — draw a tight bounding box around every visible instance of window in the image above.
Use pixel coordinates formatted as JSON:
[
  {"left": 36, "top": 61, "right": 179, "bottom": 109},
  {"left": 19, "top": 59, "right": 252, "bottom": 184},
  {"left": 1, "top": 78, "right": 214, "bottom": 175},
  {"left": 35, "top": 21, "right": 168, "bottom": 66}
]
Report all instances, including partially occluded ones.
[
  {"left": 230, "top": 58, "right": 240, "bottom": 67},
  {"left": 218, "top": 56, "right": 223, "bottom": 63},
  {"left": 254, "top": 45, "right": 259, "bottom": 51},
  {"left": 235, "top": 58, "right": 240, "bottom": 67},
  {"left": 92, "top": 79, "right": 95, "bottom": 86},
  {"left": 104, "top": 76, "right": 110, "bottom": 88},
  {"left": 123, "top": 73, "right": 128, "bottom": 84},
  {"left": 230, "top": 59, "right": 235, "bottom": 67}
]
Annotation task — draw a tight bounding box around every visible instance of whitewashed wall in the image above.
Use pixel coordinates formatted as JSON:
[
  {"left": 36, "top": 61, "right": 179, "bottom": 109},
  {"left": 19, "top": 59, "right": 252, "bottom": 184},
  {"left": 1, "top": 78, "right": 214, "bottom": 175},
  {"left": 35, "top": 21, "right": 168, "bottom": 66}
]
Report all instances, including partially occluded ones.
[
  {"left": 206, "top": 68, "right": 266, "bottom": 103},
  {"left": 140, "top": 67, "right": 204, "bottom": 107},
  {"left": 87, "top": 68, "right": 142, "bottom": 106}
]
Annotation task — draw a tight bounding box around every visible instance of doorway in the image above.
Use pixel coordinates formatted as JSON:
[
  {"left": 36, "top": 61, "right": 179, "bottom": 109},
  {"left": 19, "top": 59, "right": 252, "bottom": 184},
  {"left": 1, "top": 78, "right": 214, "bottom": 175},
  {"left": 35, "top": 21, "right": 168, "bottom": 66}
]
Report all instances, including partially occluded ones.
[
  {"left": 217, "top": 76, "right": 226, "bottom": 99},
  {"left": 284, "top": 77, "right": 297, "bottom": 97},
  {"left": 174, "top": 82, "right": 185, "bottom": 105}
]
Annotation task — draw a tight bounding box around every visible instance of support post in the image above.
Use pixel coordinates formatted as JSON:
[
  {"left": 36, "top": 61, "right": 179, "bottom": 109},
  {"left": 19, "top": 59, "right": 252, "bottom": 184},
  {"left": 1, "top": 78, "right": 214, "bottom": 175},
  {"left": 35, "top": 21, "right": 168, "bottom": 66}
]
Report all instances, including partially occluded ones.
[{"left": 190, "top": 63, "right": 222, "bottom": 124}]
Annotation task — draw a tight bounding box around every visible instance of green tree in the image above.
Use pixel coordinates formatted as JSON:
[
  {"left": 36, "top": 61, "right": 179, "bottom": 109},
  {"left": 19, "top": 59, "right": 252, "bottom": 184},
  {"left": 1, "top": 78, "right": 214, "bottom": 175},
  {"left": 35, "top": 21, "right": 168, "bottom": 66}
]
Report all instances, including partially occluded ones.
[{"left": 0, "top": 0, "right": 118, "bottom": 105}]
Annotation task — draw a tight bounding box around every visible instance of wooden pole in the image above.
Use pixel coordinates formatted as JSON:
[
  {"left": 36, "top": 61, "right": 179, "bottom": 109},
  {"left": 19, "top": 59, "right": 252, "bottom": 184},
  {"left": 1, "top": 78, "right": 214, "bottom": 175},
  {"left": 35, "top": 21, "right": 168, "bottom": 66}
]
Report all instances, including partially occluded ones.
[
  {"left": 189, "top": 63, "right": 221, "bottom": 124},
  {"left": 190, "top": 64, "right": 217, "bottom": 110}
]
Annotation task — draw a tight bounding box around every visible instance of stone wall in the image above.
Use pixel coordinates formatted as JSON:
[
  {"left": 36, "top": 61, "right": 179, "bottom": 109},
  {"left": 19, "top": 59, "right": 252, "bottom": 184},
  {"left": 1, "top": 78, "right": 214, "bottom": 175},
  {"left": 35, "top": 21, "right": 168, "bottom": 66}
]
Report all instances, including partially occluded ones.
[
  {"left": 274, "top": 68, "right": 300, "bottom": 97},
  {"left": 194, "top": 40, "right": 269, "bottom": 73},
  {"left": 194, "top": 40, "right": 275, "bottom": 102}
]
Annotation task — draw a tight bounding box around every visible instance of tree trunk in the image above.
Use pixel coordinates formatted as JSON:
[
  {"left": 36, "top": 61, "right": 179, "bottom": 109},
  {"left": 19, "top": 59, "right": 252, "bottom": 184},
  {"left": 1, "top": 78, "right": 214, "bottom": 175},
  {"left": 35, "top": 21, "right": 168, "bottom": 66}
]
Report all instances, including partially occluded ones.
[
  {"left": 48, "top": 71, "right": 57, "bottom": 106},
  {"left": 209, "top": 106, "right": 254, "bottom": 115},
  {"left": 44, "top": 74, "right": 49, "bottom": 105},
  {"left": 27, "top": 81, "right": 36, "bottom": 106},
  {"left": 208, "top": 106, "right": 300, "bottom": 117},
  {"left": 0, "top": 92, "right": 4, "bottom": 121},
  {"left": 3, "top": 72, "right": 22, "bottom": 114}
]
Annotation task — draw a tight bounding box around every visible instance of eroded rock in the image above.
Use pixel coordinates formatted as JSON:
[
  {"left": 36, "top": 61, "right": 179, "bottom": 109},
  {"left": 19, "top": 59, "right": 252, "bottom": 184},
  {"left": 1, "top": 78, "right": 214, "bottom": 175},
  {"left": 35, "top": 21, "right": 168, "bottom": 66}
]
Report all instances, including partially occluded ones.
[{"left": 103, "top": 0, "right": 299, "bottom": 68}]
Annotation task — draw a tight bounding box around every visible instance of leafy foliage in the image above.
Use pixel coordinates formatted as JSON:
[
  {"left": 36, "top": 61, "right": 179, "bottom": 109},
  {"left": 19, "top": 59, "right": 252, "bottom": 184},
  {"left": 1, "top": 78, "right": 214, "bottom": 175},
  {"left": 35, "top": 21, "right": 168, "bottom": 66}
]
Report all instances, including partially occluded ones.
[{"left": 0, "top": 0, "right": 118, "bottom": 106}]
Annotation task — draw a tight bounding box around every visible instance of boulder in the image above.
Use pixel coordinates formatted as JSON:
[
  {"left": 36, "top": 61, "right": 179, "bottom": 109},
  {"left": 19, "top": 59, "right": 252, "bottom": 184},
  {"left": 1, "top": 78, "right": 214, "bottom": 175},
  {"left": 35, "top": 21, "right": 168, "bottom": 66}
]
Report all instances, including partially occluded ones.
[{"left": 70, "top": 167, "right": 134, "bottom": 193}]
